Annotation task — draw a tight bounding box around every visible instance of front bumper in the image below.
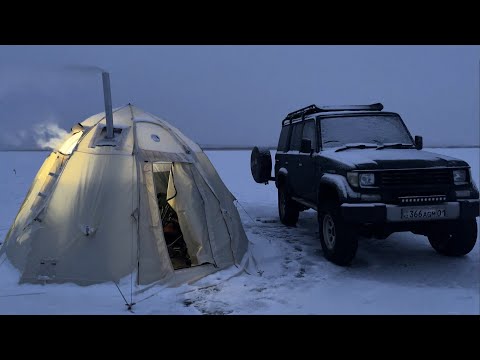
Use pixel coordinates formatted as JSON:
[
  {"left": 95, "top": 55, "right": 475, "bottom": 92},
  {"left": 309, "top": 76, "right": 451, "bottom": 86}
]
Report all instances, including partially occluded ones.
[{"left": 340, "top": 199, "right": 479, "bottom": 224}]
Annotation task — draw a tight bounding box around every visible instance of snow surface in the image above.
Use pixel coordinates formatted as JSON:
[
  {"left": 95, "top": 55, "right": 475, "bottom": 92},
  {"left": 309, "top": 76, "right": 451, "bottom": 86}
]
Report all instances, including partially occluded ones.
[{"left": 0, "top": 149, "right": 478, "bottom": 314}]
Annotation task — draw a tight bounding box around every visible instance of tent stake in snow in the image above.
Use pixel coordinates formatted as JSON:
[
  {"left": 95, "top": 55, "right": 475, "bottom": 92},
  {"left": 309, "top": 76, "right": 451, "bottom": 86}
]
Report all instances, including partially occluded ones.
[
  {"left": 113, "top": 281, "right": 136, "bottom": 312},
  {"left": 102, "top": 71, "right": 114, "bottom": 139}
]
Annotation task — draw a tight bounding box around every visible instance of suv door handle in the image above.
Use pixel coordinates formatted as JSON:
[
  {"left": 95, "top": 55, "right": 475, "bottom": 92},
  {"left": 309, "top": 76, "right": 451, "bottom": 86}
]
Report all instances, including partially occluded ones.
[{"left": 298, "top": 163, "right": 303, "bottom": 167}]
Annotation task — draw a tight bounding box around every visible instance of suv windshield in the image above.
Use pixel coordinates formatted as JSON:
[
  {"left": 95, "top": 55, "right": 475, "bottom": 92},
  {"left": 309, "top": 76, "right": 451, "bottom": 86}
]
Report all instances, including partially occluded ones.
[{"left": 321, "top": 114, "right": 413, "bottom": 149}]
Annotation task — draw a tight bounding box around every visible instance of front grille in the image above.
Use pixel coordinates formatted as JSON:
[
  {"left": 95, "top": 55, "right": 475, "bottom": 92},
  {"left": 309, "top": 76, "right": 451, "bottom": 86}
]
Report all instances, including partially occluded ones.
[{"left": 380, "top": 169, "right": 452, "bottom": 187}]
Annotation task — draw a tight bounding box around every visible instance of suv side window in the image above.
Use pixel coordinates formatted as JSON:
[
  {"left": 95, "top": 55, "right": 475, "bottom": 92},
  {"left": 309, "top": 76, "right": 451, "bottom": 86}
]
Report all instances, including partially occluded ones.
[
  {"left": 289, "top": 123, "right": 304, "bottom": 151},
  {"left": 302, "top": 120, "right": 317, "bottom": 151},
  {"left": 277, "top": 125, "right": 290, "bottom": 152}
]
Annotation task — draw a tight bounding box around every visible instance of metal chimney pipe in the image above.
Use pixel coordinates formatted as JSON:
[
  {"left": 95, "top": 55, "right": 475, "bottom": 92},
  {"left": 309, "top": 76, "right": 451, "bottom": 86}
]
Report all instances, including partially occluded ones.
[{"left": 102, "top": 72, "right": 114, "bottom": 139}]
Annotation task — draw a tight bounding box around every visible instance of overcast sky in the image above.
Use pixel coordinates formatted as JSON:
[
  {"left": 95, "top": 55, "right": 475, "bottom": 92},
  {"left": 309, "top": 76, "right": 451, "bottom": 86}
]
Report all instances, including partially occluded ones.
[{"left": 0, "top": 45, "right": 478, "bottom": 149}]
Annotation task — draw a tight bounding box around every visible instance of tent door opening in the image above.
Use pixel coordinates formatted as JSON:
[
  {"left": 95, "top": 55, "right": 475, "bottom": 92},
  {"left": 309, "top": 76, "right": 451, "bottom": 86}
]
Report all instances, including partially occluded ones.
[{"left": 153, "top": 163, "right": 192, "bottom": 270}]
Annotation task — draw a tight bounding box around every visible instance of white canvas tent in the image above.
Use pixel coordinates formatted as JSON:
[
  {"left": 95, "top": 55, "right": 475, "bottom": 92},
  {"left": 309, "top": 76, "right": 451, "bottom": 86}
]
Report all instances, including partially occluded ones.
[{"left": 0, "top": 104, "right": 250, "bottom": 286}]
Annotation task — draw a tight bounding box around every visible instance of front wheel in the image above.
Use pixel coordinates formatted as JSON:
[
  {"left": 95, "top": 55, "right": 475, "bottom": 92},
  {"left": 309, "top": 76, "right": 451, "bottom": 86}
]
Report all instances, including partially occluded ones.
[
  {"left": 427, "top": 219, "right": 477, "bottom": 256},
  {"left": 278, "top": 186, "right": 299, "bottom": 226},
  {"left": 318, "top": 203, "right": 358, "bottom": 266}
]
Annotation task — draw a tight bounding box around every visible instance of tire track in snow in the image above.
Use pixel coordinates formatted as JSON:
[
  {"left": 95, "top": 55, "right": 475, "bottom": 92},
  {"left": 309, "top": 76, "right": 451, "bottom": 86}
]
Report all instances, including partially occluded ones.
[{"left": 182, "top": 208, "right": 335, "bottom": 314}]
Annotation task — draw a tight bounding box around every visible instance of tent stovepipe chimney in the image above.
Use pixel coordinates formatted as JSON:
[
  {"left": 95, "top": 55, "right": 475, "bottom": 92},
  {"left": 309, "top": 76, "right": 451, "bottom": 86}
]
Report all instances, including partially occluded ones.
[{"left": 102, "top": 72, "right": 114, "bottom": 139}]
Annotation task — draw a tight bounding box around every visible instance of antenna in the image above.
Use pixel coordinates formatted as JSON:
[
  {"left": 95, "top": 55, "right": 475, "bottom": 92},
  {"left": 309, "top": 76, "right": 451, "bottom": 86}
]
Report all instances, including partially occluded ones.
[{"left": 102, "top": 72, "right": 114, "bottom": 139}]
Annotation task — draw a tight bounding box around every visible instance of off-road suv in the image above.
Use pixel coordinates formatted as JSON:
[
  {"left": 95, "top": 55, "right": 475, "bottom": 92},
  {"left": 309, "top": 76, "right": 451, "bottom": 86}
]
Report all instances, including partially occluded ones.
[{"left": 251, "top": 103, "right": 479, "bottom": 265}]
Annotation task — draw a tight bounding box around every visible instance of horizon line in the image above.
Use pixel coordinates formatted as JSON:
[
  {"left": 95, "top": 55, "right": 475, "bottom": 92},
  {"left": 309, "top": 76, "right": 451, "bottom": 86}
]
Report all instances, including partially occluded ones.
[{"left": 0, "top": 145, "right": 479, "bottom": 152}]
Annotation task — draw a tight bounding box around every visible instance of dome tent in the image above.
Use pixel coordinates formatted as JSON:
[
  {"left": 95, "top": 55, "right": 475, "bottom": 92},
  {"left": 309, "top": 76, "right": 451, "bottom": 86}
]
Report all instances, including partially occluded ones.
[{"left": 0, "top": 104, "right": 249, "bottom": 286}]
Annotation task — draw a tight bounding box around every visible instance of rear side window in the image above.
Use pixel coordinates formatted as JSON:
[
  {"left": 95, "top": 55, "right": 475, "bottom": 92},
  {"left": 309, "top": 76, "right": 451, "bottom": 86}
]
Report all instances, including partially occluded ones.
[
  {"left": 290, "top": 123, "right": 304, "bottom": 151},
  {"left": 302, "top": 120, "right": 317, "bottom": 150},
  {"left": 277, "top": 126, "right": 290, "bottom": 151}
]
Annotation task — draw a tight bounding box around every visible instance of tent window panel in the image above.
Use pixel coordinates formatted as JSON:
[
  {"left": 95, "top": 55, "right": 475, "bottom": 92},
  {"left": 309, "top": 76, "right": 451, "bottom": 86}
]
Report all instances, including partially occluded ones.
[{"left": 153, "top": 163, "right": 192, "bottom": 270}]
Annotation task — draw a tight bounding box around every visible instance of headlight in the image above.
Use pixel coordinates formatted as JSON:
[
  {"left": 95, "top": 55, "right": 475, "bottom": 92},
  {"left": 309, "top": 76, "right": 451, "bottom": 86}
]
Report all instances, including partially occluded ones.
[
  {"left": 346, "top": 172, "right": 376, "bottom": 187},
  {"left": 453, "top": 169, "right": 468, "bottom": 185},
  {"left": 359, "top": 173, "right": 375, "bottom": 187},
  {"left": 347, "top": 172, "right": 359, "bottom": 187}
]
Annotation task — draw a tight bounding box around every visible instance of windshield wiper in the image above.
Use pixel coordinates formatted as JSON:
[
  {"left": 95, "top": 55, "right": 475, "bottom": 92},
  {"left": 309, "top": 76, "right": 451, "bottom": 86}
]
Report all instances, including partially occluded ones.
[
  {"left": 334, "top": 144, "right": 378, "bottom": 152},
  {"left": 375, "top": 143, "right": 415, "bottom": 150}
]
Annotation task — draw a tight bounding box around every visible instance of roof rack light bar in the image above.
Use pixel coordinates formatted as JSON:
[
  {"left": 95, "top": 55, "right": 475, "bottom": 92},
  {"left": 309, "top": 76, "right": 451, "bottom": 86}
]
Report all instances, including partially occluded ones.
[{"left": 283, "top": 102, "right": 384, "bottom": 125}]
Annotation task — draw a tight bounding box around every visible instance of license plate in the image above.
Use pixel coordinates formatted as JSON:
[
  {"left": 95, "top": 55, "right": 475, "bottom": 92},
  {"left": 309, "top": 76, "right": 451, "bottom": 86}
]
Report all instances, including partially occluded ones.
[{"left": 400, "top": 207, "right": 447, "bottom": 220}]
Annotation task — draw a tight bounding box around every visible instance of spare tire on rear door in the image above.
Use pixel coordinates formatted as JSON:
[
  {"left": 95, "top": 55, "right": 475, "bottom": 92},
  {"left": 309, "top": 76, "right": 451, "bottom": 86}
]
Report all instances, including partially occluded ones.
[{"left": 251, "top": 146, "right": 272, "bottom": 184}]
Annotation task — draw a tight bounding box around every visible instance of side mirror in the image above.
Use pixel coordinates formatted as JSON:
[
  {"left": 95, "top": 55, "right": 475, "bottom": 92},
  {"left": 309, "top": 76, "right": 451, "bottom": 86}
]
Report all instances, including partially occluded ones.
[
  {"left": 300, "top": 138, "right": 312, "bottom": 154},
  {"left": 415, "top": 135, "right": 423, "bottom": 150}
]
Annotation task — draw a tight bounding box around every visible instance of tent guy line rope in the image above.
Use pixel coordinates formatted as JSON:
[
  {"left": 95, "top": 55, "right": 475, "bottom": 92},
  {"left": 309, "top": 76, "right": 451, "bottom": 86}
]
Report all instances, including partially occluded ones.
[
  {"left": 130, "top": 154, "right": 135, "bottom": 309},
  {"left": 179, "top": 267, "right": 248, "bottom": 295},
  {"left": 235, "top": 200, "right": 257, "bottom": 224},
  {"left": 135, "top": 265, "right": 247, "bottom": 305},
  {"left": 0, "top": 255, "right": 8, "bottom": 269},
  {"left": 112, "top": 281, "right": 135, "bottom": 311},
  {"left": 0, "top": 292, "right": 46, "bottom": 298}
]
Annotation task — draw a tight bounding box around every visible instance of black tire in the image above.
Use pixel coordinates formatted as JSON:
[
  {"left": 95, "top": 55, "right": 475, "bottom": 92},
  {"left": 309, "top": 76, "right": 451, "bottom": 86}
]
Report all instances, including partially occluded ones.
[
  {"left": 318, "top": 202, "right": 358, "bottom": 266},
  {"left": 278, "top": 185, "right": 299, "bottom": 226},
  {"left": 427, "top": 219, "right": 477, "bottom": 256},
  {"left": 251, "top": 146, "right": 272, "bottom": 184}
]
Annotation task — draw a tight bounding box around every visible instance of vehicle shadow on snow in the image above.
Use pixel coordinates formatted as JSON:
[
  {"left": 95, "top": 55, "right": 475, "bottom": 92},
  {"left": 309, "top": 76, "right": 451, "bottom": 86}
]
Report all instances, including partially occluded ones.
[{"left": 259, "top": 210, "right": 479, "bottom": 290}]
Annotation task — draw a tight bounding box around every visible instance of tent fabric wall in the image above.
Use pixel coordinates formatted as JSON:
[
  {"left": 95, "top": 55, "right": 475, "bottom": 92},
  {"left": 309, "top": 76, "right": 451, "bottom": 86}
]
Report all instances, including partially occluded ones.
[
  {"left": 195, "top": 153, "right": 249, "bottom": 263},
  {"left": 1, "top": 152, "right": 67, "bottom": 272},
  {"left": 21, "top": 152, "right": 137, "bottom": 284}
]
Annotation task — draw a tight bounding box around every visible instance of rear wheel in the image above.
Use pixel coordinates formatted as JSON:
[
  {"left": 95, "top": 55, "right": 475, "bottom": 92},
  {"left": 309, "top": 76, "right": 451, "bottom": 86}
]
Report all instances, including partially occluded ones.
[
  {"left": 318, "top": 201, "right": 358, "bottom": 265},
  {"left": 278, "top": 185, "right": 299, "bottom": 226},
  {"left": 427, "top": 219, "right": 477, "bottom": 256}
]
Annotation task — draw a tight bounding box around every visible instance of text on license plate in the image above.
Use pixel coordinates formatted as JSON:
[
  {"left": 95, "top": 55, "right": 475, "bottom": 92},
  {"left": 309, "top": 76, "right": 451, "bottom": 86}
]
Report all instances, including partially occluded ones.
[{"left": 400, "top": 207, "right": 447, "bottom": 220}]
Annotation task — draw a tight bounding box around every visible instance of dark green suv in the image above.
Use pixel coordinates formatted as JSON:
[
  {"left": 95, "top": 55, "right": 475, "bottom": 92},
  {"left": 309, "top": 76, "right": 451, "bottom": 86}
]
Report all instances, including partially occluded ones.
[{"left": 251, "top": 103, "right": 479, "bottom": 265}]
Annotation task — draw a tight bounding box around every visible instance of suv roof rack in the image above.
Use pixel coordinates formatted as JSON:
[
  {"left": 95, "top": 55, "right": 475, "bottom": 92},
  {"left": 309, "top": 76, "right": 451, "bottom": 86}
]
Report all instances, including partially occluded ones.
[{"left": 282, "top": 103, "right": 384, "bottom": 126}]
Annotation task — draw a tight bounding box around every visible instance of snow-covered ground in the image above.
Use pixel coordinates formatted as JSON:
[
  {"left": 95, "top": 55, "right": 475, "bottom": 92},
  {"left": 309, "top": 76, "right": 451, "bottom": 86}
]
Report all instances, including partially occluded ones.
[{"left": 0, "top": 149, "right": 478, "bottom": 314}]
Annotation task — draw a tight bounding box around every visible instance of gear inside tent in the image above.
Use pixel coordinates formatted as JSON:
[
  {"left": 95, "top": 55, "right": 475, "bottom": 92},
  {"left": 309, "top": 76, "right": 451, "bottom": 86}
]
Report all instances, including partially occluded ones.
[{"left": 0, "top": 72, "right": 251, "bottom": 287}]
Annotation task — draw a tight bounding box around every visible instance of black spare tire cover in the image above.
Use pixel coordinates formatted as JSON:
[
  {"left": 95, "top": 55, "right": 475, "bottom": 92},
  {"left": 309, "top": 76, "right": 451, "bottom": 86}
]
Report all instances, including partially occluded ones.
[{"left": 251, "top": 146, "right": 272, "bottom": 183}]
